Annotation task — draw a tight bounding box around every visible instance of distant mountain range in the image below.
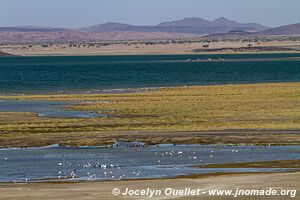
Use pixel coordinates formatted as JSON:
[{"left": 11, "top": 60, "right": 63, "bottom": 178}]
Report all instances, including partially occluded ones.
[
  {"left": 82, "top": 17, "right": 267, "bottom": 34},
  {"left": 0, "top": 17, "right": 299, "bottom": 42}
]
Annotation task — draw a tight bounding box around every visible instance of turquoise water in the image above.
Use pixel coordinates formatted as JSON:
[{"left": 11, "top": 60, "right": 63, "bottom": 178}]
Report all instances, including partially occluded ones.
[{"left": 1, "top": 54, "right": 300, "bottom": 94}]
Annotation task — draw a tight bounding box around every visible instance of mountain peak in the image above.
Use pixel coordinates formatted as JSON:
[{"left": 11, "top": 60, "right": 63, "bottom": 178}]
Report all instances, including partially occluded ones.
[
  {"left": 158, "top": 17, "right": 211, "bottom": 27},
  {"left": 212, "top": 17, "right": 240, "bottom": 26},
  {"left": 213, "top": 17, "right": 230, "bottom": 22}
]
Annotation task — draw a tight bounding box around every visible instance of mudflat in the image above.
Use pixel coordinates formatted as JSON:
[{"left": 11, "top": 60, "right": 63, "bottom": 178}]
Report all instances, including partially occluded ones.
[{"left": 1, "top": 171, "right": 299, "bottom": 200}]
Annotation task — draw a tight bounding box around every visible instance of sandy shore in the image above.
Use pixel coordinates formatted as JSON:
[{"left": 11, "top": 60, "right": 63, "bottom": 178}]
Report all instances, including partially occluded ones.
[
  {"left": 1, "top": 172, "right": 299, "bottom": 200},
  {"left": 1, "top": 41, "right": 300, "bottom": 56}
]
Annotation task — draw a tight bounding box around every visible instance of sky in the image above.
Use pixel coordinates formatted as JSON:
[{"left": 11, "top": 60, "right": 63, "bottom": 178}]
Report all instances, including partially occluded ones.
[{"left": 0, "top": 0, "right": 299, "bottom": 28}]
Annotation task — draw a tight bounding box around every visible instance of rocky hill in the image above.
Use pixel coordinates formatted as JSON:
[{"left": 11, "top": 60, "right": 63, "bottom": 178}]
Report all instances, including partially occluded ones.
[{"left": 260, "top": 23, "right": 300, "bottom": 35}]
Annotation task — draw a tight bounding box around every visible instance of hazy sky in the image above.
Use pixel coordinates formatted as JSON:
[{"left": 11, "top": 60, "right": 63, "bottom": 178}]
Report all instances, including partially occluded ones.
[{"left": 0, "top": 0, "right": 299, "bottom": 28}]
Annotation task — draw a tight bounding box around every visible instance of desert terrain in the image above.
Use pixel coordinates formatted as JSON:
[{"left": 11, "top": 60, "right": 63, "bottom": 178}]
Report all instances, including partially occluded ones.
[{"left": 1, "top": 40, "right": 300, "bottom": 56}]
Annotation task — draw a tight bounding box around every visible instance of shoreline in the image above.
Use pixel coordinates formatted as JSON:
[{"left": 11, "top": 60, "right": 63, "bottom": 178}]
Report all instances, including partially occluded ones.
[
  {"left": 1, "top": 50, "right": 300, "bottom": 57},
  {"left": 2, "top": 40, "right": 300, "bottom": 56},
  {"left": 1, "top": 129, "right": 300, "bottom": 148},
  {"left": 1, "top": 171, "right": 299, "bottom": 199},
  {"left": 0, "top": 80, "right": 300, "bottom": 97}
]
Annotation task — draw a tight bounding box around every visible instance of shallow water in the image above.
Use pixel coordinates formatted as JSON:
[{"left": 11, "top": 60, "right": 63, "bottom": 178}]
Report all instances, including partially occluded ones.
[
  {"left": 0, "top": 99, "right": 104, "bottom": 118},
  {"left": 0, "top": 144, "right": 299, "bottom": 183}
]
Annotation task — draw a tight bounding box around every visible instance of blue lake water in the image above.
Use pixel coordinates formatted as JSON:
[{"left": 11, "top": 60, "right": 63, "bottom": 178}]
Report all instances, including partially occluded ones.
[
  {"left": 0, "top": 99, "right": 103, "bottom": 118},
  {"left": 0, "top": 144, "right": 299, "bottom": 183},
  {"left": 1, "top": 54, "right": 300, "bottom": 94}
]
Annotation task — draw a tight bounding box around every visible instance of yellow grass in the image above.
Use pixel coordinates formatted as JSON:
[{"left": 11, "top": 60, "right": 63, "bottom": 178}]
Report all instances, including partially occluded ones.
[{"left": 1, "top": 82, "right": 300, "bottom": 147}]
